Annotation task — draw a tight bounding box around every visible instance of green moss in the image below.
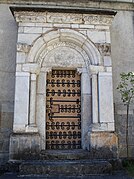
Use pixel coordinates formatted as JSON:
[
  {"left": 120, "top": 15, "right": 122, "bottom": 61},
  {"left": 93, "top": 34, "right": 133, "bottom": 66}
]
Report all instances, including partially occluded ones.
[{"left": 123, "top": 160, "right": 134, "bottom": 177}]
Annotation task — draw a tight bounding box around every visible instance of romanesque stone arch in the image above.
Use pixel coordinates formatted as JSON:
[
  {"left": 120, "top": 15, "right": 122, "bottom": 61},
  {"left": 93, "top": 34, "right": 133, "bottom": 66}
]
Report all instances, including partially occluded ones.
[{"left": 27, "top": 29, "right": 102, "bottom": 67}]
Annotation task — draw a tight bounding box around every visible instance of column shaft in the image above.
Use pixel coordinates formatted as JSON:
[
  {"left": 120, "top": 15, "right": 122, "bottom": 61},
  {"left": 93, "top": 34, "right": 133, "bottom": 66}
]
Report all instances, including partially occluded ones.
[
  {"left": 29, "top": 74, "right": 37, "bottom": 126},
  {"left": 92, "top": 74, "right": 99, "bottom": 123}
]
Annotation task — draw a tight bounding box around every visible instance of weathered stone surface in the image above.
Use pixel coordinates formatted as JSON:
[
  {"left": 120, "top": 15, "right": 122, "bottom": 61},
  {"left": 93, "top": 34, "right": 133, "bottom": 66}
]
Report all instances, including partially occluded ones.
[
  {"left": 89, "top": 132, "right": 118, "bottom": 158},
  {"left": 0, "top": 5, "right": 16, "bottom": 102},
  {"left": 19, "top": 160, "right": 112, "bottom": 175},
  {"left": 0, "top": 101, "right": 14, "bottom": 163},
  {"left": 115, "top": 112, "right": 134, "bottom": 158},
  {"left": 9, "top": 133, "right": 40, "bottom": 160},
  {"left": 98, "top": 72, "right": 114, "bottom": 127},
  {"left": 40, "top": 149, "right": 118, "bottom": 160},
  {"left": 104, "top": 56, "right": 112, "bottom": 66},
  {"left": 3, "top": 1, "right": 134, "bottom": 12},
  {"left": 13, "top": 72, "right": 30, "bottom": 132},
  {"left": 87, "top": 30, "right": 106, "bottom": 43}
]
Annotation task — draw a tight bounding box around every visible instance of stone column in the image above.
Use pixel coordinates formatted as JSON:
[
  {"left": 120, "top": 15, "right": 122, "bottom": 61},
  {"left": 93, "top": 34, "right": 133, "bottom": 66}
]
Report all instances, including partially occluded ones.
[
  {"left": 80, "top": 67, "right": 92, "bottom": 149},
  {"left": 92, "top": 74, "right": 99, "bottom": 123},
  {"left": 26, "top": 73, "right": 38, "bottom": 132},
  {"left": 36, "top": 68, "right": 51, "bottom": 149}
]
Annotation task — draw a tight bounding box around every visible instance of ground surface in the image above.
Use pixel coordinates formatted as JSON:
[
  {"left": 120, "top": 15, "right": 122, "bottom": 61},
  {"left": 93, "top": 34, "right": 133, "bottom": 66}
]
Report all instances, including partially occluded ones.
[{"left": 0, "top": 171, "right": 134, "bottom": 179}]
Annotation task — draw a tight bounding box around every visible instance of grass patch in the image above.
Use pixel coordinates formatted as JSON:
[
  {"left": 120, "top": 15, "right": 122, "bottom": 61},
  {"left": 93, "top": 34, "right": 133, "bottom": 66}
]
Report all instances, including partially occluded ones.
[{"left": 123, "top": 159, "right": 134, "bottom": 177}]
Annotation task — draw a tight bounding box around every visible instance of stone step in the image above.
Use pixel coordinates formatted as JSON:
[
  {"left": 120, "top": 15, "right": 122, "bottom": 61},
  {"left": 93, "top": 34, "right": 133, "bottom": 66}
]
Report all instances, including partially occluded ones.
[
  {"left": 40, "top": 149, "right": 116, "bottom": 160},
  {"left": 40, "top": 149, "right": 91, "bottom": 160},
  {"left": 19, "top": 160, "right": 112, "bottom": 176}
]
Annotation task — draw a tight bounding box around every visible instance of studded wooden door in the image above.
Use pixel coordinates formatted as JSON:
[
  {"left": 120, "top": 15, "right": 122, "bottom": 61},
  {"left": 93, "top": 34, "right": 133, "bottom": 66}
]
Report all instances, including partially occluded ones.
[{"left": 46, "top": 70, "right": 81, "bottom": 150}]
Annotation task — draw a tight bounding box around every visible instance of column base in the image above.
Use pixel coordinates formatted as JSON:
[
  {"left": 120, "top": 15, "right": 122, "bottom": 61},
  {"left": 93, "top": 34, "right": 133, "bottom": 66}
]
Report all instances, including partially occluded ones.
[
  {"left": 25, "top": 125, "right": 38, "bottom": 133},
  {"left": 9, "top": 133, "right": 41, "bottom": 160},
  {"left": 88, "top": 131, "right": 118, "bottom": 159}
]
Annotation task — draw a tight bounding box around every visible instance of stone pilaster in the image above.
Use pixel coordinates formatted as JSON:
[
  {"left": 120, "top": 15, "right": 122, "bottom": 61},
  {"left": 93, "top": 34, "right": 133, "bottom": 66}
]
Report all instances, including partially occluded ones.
[{"left": 26, "top": 73, "right": 38, "bottom": 132}]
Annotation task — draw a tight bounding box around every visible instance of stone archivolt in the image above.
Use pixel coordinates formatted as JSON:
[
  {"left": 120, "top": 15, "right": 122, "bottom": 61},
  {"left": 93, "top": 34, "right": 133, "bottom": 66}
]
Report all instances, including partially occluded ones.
[{"left": 27, "top": 29, "right": 102, "bottom": 67}]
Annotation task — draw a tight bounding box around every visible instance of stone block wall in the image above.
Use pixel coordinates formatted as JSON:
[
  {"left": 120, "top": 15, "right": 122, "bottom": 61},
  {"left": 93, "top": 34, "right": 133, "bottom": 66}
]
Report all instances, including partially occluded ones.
[
  {"left": 115, "top": 105, "right": 134, "bottom": 158},
  {"left": 0, "top": 102, "right": 14, "bottom": 162},
  {"left": 0, "top": 5, "right": 17, "bottom": 162},
  {"left": 111, "top": 11, "right": 134, "bottom": 158},
  {"left": 10, "top": 133, "right": 40, "bottom": 160}
]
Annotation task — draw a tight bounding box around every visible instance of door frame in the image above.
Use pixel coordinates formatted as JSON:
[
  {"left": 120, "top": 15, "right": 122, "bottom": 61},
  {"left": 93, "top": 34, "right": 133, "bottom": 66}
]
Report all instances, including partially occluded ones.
[{"left": 36, "top": 67, "right": 92, "bottom": 150}]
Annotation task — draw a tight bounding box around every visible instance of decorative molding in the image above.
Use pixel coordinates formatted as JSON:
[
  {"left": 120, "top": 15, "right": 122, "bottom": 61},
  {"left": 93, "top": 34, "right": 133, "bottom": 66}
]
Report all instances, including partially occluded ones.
[
  {"left": 83, "top": 15, "right": 114, "bottom": 25},
  {"left": 14, "top": 11, "right": 114, "bottom": 25},
  {"left": 14, "top": 11, "right": 47, "bottom": 23},
  {"left": 89, "top": 65, "right": 105, "bottom": 74},
  {"left": 47, "top": 12, "right": 83, "bottom": 24}
]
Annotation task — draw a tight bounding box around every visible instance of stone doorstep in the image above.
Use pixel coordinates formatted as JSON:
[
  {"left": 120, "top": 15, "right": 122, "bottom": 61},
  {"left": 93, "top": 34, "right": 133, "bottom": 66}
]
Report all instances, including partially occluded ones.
[
  {"left": 19, "top": 160, "right": 112, "bottom": 176},
  {"left": 2, "top": 150, "right": 121, "bottom": 176},
  {"left": 40, "top": 149, "right": 91, "bottom": 160},
  {"left": 10, "top": 148, "right": 118, "bottom": 161},
  {"left": 18, "top": 150, "right": 121, "bottom": 176},
  {"left": 40, "top": 149, "right": 117, "bottom": 160},
  {"left": 1, "top": 149, "right": 122, "bottom": 176}
]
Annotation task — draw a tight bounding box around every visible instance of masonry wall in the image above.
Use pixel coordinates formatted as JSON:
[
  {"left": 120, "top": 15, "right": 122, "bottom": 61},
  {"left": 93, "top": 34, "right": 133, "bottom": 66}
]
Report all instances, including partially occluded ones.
[
  {"left": 111, "top": 11, "right": 134, "bottom": 158},
  {"left": 0, "top": 3, "right": 134, "bottom": 161},
  {"left": 0, "top": 5, "right": 17, "bottom": 162}
]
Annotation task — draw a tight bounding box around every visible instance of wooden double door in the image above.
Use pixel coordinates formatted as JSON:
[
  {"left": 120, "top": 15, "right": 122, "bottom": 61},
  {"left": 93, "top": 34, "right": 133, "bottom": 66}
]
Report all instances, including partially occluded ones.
[{"left": 46, "top": 69, "right": 81, "bottom": 149}]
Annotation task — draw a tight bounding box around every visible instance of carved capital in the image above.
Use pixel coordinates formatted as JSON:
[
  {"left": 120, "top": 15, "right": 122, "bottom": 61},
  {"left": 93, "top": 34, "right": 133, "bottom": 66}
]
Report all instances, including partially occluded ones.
[
  {"left": 96, "top": 43, "right": 111, "bottom": 56},
  {"left": 17, "top": 43, "right": 31, "bottom": 53},
  {"left": 77, "top": 67, "right": 83, "bottom": 75},
  {"left": 22, "top": 63, "right": 40, "bottom": 74},
  {"left": 40, "top": 67, "right": 52, "bottom": 73}
]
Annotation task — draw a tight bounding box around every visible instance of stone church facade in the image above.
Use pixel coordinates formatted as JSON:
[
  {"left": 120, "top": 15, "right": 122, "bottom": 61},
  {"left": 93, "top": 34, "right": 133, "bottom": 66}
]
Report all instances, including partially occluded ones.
[{"left": 0, "top": 0, "right": 134, "bottom": 162}]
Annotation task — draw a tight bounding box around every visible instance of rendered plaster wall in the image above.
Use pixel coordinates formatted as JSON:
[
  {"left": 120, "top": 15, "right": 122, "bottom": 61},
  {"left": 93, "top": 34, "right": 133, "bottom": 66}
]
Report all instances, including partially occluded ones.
[
  {"left": 0, "top": 5, "right": 17, "bottom": 162},
  {"left": 111, "top": 11, "right": 134, "bottom": 157}
]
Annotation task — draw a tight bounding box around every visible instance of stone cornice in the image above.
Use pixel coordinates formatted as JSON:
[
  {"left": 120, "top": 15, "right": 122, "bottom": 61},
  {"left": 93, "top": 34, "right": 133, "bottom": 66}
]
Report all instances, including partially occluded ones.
[{"left": 1, "top": 1, "right": 134, "bottom": 11}]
